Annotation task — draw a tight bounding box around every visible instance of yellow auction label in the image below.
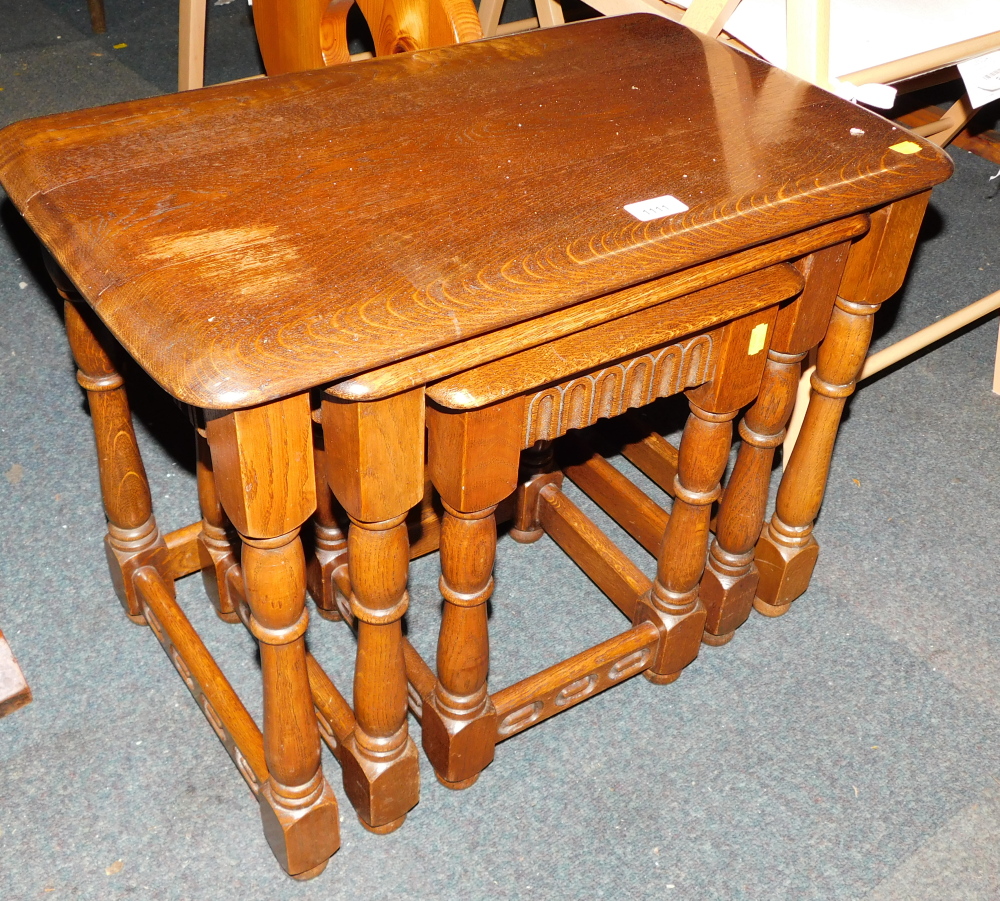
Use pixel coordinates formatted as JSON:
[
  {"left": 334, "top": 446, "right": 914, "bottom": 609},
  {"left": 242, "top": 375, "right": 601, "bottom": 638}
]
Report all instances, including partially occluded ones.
[{"left": 748, "top": 322, "right": 768, "bottom": 356}]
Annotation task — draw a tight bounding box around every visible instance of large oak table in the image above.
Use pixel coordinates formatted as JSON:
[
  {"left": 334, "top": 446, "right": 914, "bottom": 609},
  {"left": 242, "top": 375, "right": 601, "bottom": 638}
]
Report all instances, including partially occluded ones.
[{"left": 0, "top": 14, "right": 951, "bottom": 878}]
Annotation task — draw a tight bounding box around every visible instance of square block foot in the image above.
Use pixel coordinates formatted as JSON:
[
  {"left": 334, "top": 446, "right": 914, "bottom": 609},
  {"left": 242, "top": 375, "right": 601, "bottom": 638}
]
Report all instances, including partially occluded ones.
[
  {"left": 754, "top": 533, "right": 819, "bottom": 607},
  {"left": 700, "top": 565, "right": 759, "bottom": 637},
  {"left": 633, "top": 595, "right": 707, "bottom": 681},
  {"left": 340, "top": 733, "right": 420, "bottom": 830},
  {"left": 258, "top": 778, "right": 340, "bottom": 878},
  {"left": 421, "top": 695, "right": 497, "bottom": 787}
]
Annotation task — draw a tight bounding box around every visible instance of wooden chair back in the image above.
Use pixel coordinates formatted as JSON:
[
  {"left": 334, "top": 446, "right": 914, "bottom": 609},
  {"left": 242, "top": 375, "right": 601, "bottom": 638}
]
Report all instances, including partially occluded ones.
[{"left": 253, "top": 0, "right": 483, "bottom": 76}]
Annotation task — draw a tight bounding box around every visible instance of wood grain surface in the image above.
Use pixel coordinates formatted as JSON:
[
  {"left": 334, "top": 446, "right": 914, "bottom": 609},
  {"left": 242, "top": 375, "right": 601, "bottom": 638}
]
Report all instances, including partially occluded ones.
[{"left": 0, "top": 16, "right": 952, "bottom": 408}]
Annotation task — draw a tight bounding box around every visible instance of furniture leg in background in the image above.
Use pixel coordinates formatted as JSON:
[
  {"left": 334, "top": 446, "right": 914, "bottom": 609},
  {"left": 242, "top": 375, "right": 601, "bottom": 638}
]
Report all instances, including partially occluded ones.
[
  {"left": 59, "top": 292, "right": 168, "bottom": 627},
  {"left": 88, "top": 0, "right": 107, "bottom": 33},
  {"left": 178, "top": 0, "right": 208, "bottom": 90}
]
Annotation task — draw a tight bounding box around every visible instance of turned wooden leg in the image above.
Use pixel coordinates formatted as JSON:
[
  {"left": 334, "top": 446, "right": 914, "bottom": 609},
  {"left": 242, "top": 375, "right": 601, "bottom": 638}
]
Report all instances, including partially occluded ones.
[
  {"left": 423, "top": 399, "right": 522, "bottom": 788},
  {"left": 196, "top": 427, "right": 240, "bottom": 623},
  {"left": 87, "top": 0, "right": 106, "bottom": 32},
  {"left": 700, "top": 242, "right": 853, "bottom": 641},
  {"left": 754, "top": 295, "right": 878, "bottom": 615},
  {"left": 633, "top": 402, "right": 729, "bottom": 682},
  {"left": 307, "top": 429, "right": 348, "bottom": 622},
  {"left": 426, "top": 504, "right": 497, "bottom": 788},
  {"left": 206, "top": 394, "right": 339, "bottom": 878},
  {"left": 344, "top": 514, "right": 417, "bottom": 832},
  {"left": 322, "top": 389, "right": 424, "bottom": 832},
  {"left": 701, "top": 349, "right": 805, "bottom": 643},
  {"left": 754, "top": 196, "right": 931, "bottom": 615},
  {"left": 510, "top": 440, "right": 562, "bottom": 543},
  {"left": 635, "top": 309, "right": 776, "bottom": 677},
  {"left": 63, "top": 300, "right": 168, "bottom": 624}
]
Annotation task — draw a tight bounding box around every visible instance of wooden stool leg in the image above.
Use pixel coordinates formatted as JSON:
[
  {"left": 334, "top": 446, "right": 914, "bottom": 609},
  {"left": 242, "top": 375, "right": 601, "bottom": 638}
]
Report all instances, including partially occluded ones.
[
  {"left": 754, "top": 195, "right": 932, "bottom": 614},
  {"left": 425, "top": 503, "right": 497, "bottom": 788},
  {"left": 322, "top": 390, "right": 423, "bottom": 832},
  {"left": 87, "top": 0, "right": 106, "bottom": 32},
  {"left": 206, "top": 396, "right": 339, "bottom": 878},
  {"left": 196, "top": 427, "right": 240, "bottom": 623},
  {"left": 477, "top": 0, "right": 504, "bottom": 36},
  {"left": 634, "top": 402, "right": 729, "bottom": 682},
  {"left": 700, "top": 241, "right": 852, "bottom": 641},
  {"left": 308, "top": 429, "right": 348, "bottom": 622},
  {"left": 344, "top": 513, "right": 418, "bottom": 832},
  {"left": 635, "top": 309, "right": 776, "bottom": 678},
  {"left": 510, "top": 440, "right": 562, "bottom": 543},
  {"left": 700, "top": 349, "right": 805, "bottom": 643},
  {"left": 423, "top": 400, "right": 522, "bottom": 788},
  {"left": 63, "top": 300, "right": 167, "bottom": 624},
  {"left": 754, "top": 295, "right": 877, "bottom": 614},
  {"left": 178, "top": 0, "right": 207, "bottom": 91}
]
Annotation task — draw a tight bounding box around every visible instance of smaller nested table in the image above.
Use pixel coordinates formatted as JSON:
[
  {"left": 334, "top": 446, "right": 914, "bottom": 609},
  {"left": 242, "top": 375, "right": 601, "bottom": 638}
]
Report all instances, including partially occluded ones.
[{"left": 0, "top": 14, "right": 951, "bottom": 878}]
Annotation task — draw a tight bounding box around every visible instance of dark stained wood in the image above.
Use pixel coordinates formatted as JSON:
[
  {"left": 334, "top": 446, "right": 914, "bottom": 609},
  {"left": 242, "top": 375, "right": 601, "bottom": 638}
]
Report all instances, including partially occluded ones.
[
  {"left": 426, "top": 265, "right": 802, "bottom": 410},
  {"left": 63, "top": 297, "right": 168, "bottom": 624},
  {"left": 700, "top": 242, "right": 851, "bottom": 643},
  {"left": 510, "top": 441, "right": 561, "bottom": 544},
  {"left": 422, "top": 400, "right": 523, "bottom": 787},
  {"left": 538, "top": 484, "right": 652, "bottom": 618},
  {"left": 307, "top": 428, "right": 349, "bottom": 621},
  {"left": 772, "top": 242, "right": 854, "bottom": 352},
  {"left": 423, "top": 502, "right": 500, "bottom": 788},
  {"left": 163, "top": 522, "right": 204, "bottom": 580},
  {"left": 839, "top": 192, "right": 936, "bottom": 307},
  {"left": 204, "top": 398, "right": 339, "bottom": 877},
  {"left": 631, "top": 310, "right": 774, "bottom": 682},
  {"left": 561, "top": 439, "right": 670, "bottom": 557},
  {"left": 195, "top": 426, "right": 241, "bottom": 622},
  {"left": 619, "top": 412, "right": 680, "bottom": 496},
  {"left": 755, "top": 194, "right": 933, "bottom": 615},
  {"left": 331, "top": 218, "right": 866, "bottom": 402},
  {"left": 2, "top": 13, "right": 957, "bottom": 869},
  {"left": 134, "top": 568, "right": 269, "bottom": 794},
  {"left": 321, "top": 391, "right": 422, "bottom": 832},
  {"left": 403, "top": 640, "right": 437, "bottom": 719},
  {"left": 87, "top": 0, "right": 106, "bottom": 33},
  {"left": 0, "top": 17, "right": 951, "bottom": 409},
  {"left": 305, "top": 654, "right": 357, "bottom": 762},
  {"left": 205, "top": 394, "right": 316, "bottom": 538},
  {"left": 321, "top": 391, "right": 424, "bottom": 524},
  {"left": 491, "top": 622, "right": 660, "bottom": 741}
]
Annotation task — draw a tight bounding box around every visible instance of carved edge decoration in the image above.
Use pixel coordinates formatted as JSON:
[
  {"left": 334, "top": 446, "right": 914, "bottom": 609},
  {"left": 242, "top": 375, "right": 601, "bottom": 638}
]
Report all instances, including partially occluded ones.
[
  {"left": 493, "top": 625, "right": 659, "bottom": 741},
  {"left": 406, "top": 681, "right": 424, "bottom": 720},
  {"left": 142, "top": 603, "right": 265, "bottom": 798},
  {"left": 315, "top": 708, "right": 340, "bottom": 758},
  {"left": 523, "top": 334, "right": 715, "bottom": 446}
]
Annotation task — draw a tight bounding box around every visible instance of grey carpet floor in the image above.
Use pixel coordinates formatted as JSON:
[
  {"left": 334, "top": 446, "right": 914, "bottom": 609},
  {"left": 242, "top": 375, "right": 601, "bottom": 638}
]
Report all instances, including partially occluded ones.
[{"left": 1, "top": 3, "right": 999, "bottom": 898}]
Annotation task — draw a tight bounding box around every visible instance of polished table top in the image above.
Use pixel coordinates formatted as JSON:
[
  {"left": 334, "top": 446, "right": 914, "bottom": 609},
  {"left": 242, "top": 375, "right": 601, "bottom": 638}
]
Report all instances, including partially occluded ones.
[{"left": 0, "top": 15, "right": 952, "bottom": 409}]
